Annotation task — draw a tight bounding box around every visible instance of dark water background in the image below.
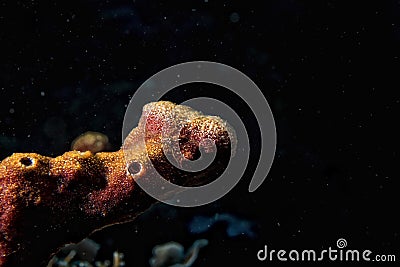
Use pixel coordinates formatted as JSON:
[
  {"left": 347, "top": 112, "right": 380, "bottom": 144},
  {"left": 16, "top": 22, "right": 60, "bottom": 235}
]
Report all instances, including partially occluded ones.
[{"left": 1, "top": 0, "right": 399, "bottom": 265}]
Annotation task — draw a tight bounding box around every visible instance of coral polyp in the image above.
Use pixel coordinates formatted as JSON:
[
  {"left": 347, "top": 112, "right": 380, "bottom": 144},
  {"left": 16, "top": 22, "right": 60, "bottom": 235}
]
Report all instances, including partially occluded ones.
[
  {"left": 0, "top": 101, "right": 234, "bottom": 267},
  {"left": 71, "top": 131, "right": 111, "bottom": 154}
]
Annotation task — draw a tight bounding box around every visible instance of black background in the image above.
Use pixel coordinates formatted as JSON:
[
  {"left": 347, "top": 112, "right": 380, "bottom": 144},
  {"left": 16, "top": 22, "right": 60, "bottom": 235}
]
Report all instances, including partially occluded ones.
[{"left": 0, "top": 0, "right": 399, "bottom": 266}]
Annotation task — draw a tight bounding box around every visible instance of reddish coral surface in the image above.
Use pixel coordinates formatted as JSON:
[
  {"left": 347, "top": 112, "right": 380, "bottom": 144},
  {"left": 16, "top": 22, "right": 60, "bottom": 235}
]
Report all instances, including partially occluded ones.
[{"left": 0, "top": 101, "right": 234, "bottom": 267}]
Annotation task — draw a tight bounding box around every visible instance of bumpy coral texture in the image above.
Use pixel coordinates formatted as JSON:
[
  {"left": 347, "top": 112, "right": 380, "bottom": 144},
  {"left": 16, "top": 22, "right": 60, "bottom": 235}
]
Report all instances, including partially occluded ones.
[{"left": 0, "top": 101, "right": 234, "bottom": 267}]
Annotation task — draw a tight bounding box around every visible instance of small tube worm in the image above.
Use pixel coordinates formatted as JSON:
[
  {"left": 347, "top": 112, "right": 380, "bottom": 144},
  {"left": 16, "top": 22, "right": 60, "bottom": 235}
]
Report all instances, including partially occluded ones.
[{"left": 0, "top": 101, "right": 234, "bottom": 267}]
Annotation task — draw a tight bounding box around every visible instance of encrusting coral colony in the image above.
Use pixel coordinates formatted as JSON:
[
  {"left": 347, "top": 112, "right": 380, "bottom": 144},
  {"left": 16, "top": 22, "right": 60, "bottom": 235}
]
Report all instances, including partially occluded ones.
[{"left": 0, "top": 101, "right": 234, "bottom": 267}]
